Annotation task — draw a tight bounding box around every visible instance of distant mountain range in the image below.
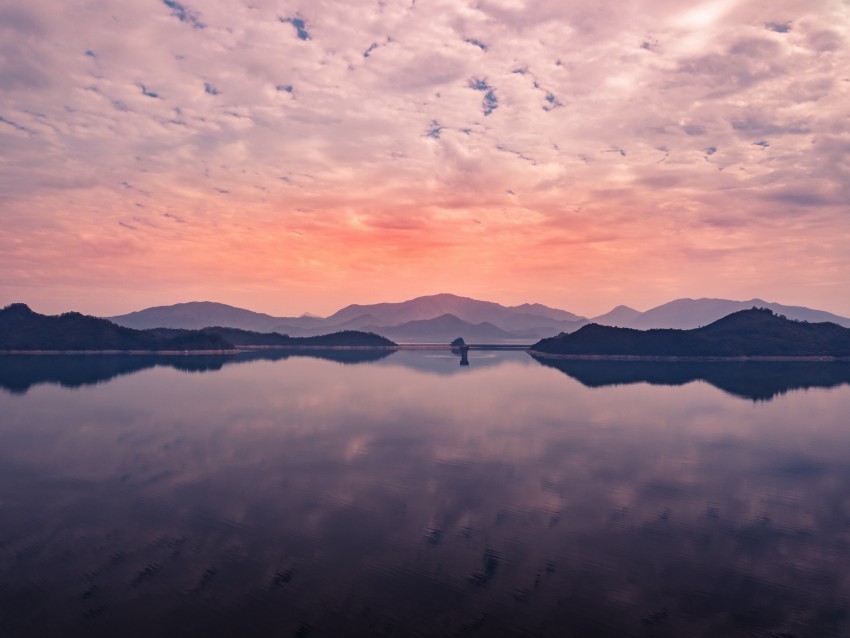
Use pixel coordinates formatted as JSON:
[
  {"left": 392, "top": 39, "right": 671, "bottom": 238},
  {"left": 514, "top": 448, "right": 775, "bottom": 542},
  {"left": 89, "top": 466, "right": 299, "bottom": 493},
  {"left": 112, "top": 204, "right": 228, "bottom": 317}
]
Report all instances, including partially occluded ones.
[
  {"left": 108, "top": 294, "right": 586, "bottom": 341},
  {"left": 591, "top": 298, "right": 850, "bottom": 330},
  {"left": 106, "top": 294, "right": 850, "bottom": 342},
  {"left": 532, "top": 308, "right": 850, "bottom": 358}
]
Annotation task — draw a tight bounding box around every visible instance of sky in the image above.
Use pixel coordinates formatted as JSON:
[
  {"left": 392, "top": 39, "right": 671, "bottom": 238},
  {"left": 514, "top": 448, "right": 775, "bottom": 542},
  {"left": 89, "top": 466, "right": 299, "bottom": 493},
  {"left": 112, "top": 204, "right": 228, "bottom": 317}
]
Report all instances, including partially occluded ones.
[{"left": 1, "top": 0, "right": 849, "bottom": 318}]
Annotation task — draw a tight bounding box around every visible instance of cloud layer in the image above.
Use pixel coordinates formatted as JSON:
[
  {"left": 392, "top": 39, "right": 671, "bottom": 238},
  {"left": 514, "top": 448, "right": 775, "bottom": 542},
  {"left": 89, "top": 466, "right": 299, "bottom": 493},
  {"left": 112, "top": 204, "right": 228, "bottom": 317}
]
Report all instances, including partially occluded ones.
[{"left": 1, "top": 0, "right": 848, "bottom": 316}]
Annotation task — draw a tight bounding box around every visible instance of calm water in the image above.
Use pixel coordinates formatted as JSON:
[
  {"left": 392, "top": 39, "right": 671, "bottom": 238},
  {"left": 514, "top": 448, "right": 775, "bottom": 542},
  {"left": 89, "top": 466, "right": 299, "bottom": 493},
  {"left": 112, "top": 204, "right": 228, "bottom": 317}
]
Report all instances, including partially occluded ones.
[{"left": 2, "top": 351, "right": 850, "bottom": 637}]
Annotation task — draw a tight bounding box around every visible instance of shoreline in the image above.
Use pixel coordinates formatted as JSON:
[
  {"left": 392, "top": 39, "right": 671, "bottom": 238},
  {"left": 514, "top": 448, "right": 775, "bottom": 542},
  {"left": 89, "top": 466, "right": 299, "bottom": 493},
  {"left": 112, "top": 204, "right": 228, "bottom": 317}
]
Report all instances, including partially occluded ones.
[
  {"left": 0, "top": 349, "right": 242, "bottom": 355},
  {"left": 4, "top": 348, "right": 849, "bottom": 361},
  {"left": 237, "top": 345, "right": 398, "bottom": 351},
  {"left": 528, "top": 351, "right": 850, "bottom": 362},
  {"left": 0, "top": 346, "right": 398, "bottom": 355}
]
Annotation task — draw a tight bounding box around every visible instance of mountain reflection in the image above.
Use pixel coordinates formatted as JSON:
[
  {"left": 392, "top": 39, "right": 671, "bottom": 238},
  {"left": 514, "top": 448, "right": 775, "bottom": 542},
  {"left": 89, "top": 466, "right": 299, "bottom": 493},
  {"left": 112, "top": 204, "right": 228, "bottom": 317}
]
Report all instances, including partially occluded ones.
[
  {"left": 0, "top": 349, "right": 394, "bottom": 394},
  {"left": 531, "top": 356, "right": 850, "bottom": 401},
  {"left": 6, "top": 352, "right": 850, "bottom": 400},
  {"left": 2, "top": 351, "right": 850, "bottom": 637}
]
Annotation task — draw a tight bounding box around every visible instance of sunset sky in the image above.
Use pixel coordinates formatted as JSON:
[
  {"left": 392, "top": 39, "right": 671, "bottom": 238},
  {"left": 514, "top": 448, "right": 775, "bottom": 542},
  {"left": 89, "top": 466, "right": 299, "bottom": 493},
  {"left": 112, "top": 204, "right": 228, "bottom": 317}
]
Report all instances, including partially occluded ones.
[{"left": 1, "top": 0, "right": 848, "bottom": 318}]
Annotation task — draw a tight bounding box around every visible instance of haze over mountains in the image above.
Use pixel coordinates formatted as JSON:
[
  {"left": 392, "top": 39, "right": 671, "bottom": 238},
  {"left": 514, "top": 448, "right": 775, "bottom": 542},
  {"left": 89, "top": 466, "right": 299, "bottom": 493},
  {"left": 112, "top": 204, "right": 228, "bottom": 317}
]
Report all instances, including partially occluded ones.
[
  {"left": 109, "top": 294, "right": 587, "bottom": 341},
  {"left": 107, "top": 293, "right": 850, "bottom": 342},
  {"left": 594, "top": 298, "right": 850, "bottom": 330}
]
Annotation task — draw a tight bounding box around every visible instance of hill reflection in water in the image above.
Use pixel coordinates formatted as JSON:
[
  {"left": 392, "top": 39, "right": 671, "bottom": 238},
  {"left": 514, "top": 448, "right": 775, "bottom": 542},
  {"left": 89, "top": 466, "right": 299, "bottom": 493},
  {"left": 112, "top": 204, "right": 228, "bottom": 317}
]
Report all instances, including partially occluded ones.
[
  {"left": 0, "top": 349, "right": 394, "bottom": 394},
  {"left": 2, "top": 350, "right": 850, "bottom": 637},
  {"left": 530, "top": 355, "right": 850, "bottom": 401},
  {"left": 5, "top": 351, "right": 850, "bottom": 402}
]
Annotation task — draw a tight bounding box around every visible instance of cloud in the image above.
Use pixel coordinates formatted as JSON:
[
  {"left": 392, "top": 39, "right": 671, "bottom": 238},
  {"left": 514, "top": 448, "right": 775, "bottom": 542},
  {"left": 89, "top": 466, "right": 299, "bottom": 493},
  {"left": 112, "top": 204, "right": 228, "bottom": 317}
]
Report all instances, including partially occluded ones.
[
  {"left": 764, "top": 21, "right": 792, "bottom": 33},
  {"left": 0, "top": 0, "right": 849, "bottom": 317},
  {"left": 0, "top": 115, "right": 31, "bottom": 134}
]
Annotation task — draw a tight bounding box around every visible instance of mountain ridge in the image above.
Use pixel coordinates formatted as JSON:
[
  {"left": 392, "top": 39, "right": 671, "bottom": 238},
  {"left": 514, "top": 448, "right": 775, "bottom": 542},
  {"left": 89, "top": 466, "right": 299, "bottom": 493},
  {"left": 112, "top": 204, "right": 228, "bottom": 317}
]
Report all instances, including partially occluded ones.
[
  {"left": 620, "top": 297, "right": 850, "bottom": 330},
  {"left": 104, "top": 294, "right": 850, "bottom": 342}
]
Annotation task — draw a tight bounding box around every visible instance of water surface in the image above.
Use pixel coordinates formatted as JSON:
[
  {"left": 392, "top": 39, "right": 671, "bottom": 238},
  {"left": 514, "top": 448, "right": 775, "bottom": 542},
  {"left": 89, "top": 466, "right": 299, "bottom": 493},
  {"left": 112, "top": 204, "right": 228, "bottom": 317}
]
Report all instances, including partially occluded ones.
[{"left": 1, "top": 351, "right": 849, "bottom": 637}]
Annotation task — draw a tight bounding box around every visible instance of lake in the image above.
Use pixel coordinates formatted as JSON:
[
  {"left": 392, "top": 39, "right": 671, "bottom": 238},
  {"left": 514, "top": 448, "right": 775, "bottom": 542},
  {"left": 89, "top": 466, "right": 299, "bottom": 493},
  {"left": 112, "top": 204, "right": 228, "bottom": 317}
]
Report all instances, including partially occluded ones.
[{"left": 2, "top": 350, "right": 850, "bottom": 637}]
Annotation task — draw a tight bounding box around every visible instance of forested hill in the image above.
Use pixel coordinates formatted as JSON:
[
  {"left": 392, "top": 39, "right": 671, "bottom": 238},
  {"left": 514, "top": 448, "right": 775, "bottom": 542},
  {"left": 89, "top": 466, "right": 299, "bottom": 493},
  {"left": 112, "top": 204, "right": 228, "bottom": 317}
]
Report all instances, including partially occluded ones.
[
  {"left": 0, "top": 304, "right": 233, "bottom": 351},
  {"left": 1, "top": 305, "right": 398, "bottom": 351},
  {"left": 191, "top": 327, "right": 397, "bottom": 348},
  {"left": 531, "top": 308, "right": 850, "bottom": 358}
]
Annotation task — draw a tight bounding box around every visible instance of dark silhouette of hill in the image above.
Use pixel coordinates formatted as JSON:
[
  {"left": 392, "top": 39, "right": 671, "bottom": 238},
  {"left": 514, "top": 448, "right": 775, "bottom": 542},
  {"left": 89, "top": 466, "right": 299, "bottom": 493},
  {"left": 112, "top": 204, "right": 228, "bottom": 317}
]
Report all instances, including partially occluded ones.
[
  {"left": 0, "top": 349, "right": 395, "bottom": 394},
  {"left": 169, "top": 327, "right": 396, "bottom": 348},
  {"left": 532, "top": 308, "right": 850, "bottom": 357},
  {"left": 0, "top": 304, "right": 397, "bottom": 352},
  {"left": 530, "top": 357, "right": 850, "bottom": 401},
  {"left": 0, "top": 304, "right": 232, "bottom": 351},
  {"left": 274, "top": 330, "right": 396, "bottom": 347}
]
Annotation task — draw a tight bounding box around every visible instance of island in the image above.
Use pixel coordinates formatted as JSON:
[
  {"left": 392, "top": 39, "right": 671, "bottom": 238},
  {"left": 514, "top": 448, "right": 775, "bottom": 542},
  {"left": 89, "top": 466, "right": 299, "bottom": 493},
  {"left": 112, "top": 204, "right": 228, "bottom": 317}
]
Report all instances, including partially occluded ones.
[
  {"left": 530, "top": 308, "right": 850, "bottom": 359},
  {"left": 0, "top": 304, "right": 397, "bottom": 352}
]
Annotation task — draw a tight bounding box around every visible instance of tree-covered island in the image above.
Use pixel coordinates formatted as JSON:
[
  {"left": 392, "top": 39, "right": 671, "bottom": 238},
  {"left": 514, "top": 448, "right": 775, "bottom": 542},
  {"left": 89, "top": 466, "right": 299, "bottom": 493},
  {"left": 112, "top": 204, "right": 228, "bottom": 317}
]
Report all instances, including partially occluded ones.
[{"left": 531, "top": 308, "right": 850, "bottom": 359}]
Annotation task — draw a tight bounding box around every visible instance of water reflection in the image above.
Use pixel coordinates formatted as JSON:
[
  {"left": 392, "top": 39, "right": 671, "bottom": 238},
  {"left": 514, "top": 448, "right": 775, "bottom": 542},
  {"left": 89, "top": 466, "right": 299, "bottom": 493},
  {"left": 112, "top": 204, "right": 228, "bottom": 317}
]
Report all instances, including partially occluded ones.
[
  {"left": 0, "top": 349, "right": 394, "bottom": 394},
  {"left": 5, "top": 351, "right": 850, "bottom": 402},
  {"left": 532, "top": 355, "right": 850, "bottom": 401},
  {"left": 1, "top": 353, "right": 849, "bottom": 637},
  {"left": 0, "top": 349, "right": 519, "bottom": 393}
]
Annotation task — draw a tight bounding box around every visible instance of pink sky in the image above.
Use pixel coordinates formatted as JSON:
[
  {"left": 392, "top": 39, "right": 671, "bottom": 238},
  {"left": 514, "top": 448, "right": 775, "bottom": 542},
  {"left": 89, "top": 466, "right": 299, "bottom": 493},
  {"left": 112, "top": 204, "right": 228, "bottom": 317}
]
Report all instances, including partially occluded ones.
[{"left": 1, "top": 0, "right": 849, "bottom": 318}]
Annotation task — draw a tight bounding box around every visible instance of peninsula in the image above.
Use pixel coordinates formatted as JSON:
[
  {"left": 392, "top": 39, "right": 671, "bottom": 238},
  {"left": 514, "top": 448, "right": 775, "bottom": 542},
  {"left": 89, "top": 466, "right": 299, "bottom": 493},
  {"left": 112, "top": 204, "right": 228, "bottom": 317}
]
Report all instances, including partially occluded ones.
[{"left": 530, "top": 308, "right": 850, "bottom": 359}]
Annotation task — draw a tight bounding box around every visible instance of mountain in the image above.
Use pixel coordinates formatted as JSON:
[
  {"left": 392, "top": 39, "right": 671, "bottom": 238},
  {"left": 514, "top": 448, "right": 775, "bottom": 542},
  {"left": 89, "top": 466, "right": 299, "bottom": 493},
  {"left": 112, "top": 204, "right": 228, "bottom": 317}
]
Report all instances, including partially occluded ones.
[
  {"left": 594, "top": 298, "right": 850, "bottom": 330},
  {"left": 531, "top": 308, "right": 850, "bottom": 358},
  {"left": 107, "top": 294, "right": 588, "bottom": 342},
  {"left": 494, "top": 302, "right": 581, "bottom": 323},
  {"left": 591, "top": 305, "right": 641, "bottom": 327},
  {"left": 326, "top": 293, "right": 586, "bottom": 329},
  {"left": 285, "top": 313, "right": 384, "bottom": 336},
  {"left": 0, "top": 304, "right": 233, "bottom": 351},
  {"left": 366, "top": 313, "right": 522, "bottom": 343},
  {"left": 108, "top": 301, "right": 315, "bottom": 332},
  {"left": 105, "top": 295, "right": 850, "bottom": 342}
]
